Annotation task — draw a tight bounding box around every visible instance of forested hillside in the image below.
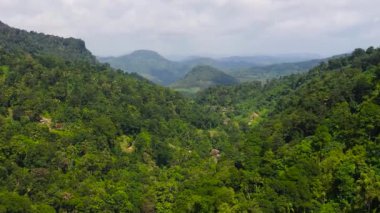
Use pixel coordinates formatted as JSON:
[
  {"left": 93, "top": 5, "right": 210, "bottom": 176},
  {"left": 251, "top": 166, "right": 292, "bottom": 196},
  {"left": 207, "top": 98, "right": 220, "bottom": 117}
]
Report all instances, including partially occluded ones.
[
  {"left": 0, "top": 21, "right": 95, "bottom": 63},
  {"left": 0, "top": 22, "right": 379, "bottom": 212},
  {"left": 0, "top": 23, "right": 221, "bottom": 212},
  {"left": 196, "top": 47, "right": 380, "bottom": 212}
]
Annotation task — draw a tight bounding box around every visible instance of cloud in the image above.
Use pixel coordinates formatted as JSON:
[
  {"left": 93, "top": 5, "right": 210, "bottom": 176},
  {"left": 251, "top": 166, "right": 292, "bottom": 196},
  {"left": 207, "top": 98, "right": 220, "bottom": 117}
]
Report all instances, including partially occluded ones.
[{"left": 0, "top": 0, "right": 379, "bottom": 57}]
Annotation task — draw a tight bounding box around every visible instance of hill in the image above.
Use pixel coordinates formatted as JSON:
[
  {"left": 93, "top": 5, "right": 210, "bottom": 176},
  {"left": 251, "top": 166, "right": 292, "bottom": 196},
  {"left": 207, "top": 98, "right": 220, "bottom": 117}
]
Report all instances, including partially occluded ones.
[
  {"left": 170, "top": 65, "right": 239, "bottom": 93},
  {"left": 183, "top": 54, "right": 320, "bottom": 71},
  {"left": 0, "top": 21, "right": 95, "bottom": 63},
  {"left": 98, "top": 50, "right": 185, "bottom": 85},
  {"left": 232, "top": 58, "right": 324, "bottom": 82}
]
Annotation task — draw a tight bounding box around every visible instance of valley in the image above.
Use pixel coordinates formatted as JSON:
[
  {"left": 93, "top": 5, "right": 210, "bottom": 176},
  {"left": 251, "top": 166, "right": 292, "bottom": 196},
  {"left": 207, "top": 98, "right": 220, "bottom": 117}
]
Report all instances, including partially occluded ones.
[
  {"left": 0, "top": 20, "right": 379, "bottom": 213},
  {"left": 98, "top": 49, "right": 322, "bottom": 91}
]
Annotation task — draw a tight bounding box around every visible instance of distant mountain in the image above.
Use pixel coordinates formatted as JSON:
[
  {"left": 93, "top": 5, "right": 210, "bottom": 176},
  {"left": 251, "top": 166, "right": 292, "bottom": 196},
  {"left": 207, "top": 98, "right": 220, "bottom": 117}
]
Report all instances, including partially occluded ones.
[
  {"left": 98, "top": 50, "right": 186, "bottom": 85},
  {"left": 0, "top": 21, "right": 95, "bottom": 63},
  {"left": 180, "top": 57, "right": 252, "bottom": 72},
  {"left": 98, "top": 50, "right": 322, "bottom": 86},
  {"left": 182, "top": 54, "right": 321, "bottom": 72},
  {"left": 171, "top": 65, "right": 239, "bottom": 93},
  {"left": 233, "top": 59, "right": 324, "bottom": 82},
  {"left": 220, "top": 53, "right": 321, "bottom": 66}
]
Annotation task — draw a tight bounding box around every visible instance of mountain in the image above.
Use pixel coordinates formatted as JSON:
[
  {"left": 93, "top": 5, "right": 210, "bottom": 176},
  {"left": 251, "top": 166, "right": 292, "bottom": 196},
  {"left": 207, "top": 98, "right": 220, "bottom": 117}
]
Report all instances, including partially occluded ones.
[
  {"left": 181, "top": 54, "right": 321, "bottom": 73},
  {"left": 220, "top": 53, "right": 321, "bottom": 66},
  {"left": 171, "top": 65, "right": 239, "bottom": 93},
  {"left": 98, "top": 50, "right": 186, "bottom": 85},
  {"left": 99, "top": 51, "right": 322, "bottom": 86},
  {"left": 232, "top": 58, "right": 324, "bottom": 82}
]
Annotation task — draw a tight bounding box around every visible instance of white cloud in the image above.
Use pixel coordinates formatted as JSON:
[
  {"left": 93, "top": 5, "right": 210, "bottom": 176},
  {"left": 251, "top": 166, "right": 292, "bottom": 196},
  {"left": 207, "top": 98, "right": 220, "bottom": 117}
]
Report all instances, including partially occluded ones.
[{"left": 0, "top": 0, "right": 379, "bottom": 57}]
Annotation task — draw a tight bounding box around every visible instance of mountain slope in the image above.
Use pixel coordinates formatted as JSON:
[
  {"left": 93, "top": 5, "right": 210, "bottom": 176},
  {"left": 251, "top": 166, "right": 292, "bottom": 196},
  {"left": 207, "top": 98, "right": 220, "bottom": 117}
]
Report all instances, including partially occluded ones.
[
  {"left": 220, "top": 53, "right": 321, "bottom": 65},
  {"left": 232, "top": 58, "right": 324, "bottom": 82},
  {"left": 0, "top": 22, "right": 221, "bottom": 212},
  {"left": 171, "top": 65, "right": 239, "bottom": 92},
  {"left": 196, "top": 46, "right": 380, "bottom": 212},
  {"left": 0, "top": 21, "right": 95, "bottom": 63},
  {"left": 98, "top": 50, "right": 186, "bottom": 85},
  {"left": 183, "top": 54, "right": 321, "bottom": 72}
]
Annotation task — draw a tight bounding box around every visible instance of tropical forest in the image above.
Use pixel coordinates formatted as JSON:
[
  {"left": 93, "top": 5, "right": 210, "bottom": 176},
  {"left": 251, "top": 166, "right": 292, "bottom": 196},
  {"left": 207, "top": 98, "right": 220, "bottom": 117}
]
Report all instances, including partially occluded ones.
[{"left": 0, "top": 2, "right": 380, "bottom": 212}]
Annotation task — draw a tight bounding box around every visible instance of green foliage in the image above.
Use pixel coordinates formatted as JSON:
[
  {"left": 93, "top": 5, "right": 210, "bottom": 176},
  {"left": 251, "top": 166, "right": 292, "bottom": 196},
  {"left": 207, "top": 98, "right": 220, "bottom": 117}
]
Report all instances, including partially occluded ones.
[
  {"left": 0, "top": 24, "right": 223, "bottom": 211},
  {"left": 0, "top": 192, "right": 33, "bottom": 212},
  {"left": 197, "top": 46, "right": 380, "bottom": 212},
  {"left": 0, "top": 21, "right": 95, "bottom": 63},
  {"left": 1, "top": 21, "right": 380, "bottom": 212}
]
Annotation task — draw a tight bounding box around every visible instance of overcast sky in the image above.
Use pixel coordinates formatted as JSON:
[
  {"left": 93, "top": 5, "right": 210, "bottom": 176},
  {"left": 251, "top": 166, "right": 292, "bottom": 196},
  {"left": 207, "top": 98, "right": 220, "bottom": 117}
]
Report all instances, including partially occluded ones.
[{"left": 0, "top": 0, "right": 379, "bottom": 58}]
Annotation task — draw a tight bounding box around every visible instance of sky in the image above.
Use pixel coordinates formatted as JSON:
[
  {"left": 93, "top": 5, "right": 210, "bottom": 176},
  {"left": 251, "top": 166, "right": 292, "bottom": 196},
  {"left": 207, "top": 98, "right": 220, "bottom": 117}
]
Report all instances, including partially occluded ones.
[{"left": 0, "top": 0, "right": 379, "bottom": 58}]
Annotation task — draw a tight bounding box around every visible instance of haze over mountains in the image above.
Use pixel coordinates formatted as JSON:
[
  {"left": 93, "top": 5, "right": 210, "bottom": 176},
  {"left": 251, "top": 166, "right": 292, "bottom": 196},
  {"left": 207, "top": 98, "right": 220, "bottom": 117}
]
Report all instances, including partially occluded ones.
[
  {"left": 98, "top": 49, "right": 322, "bottom": 87},
  {"left": 98, "top": 50, "right": 183, "bottom": 85}
]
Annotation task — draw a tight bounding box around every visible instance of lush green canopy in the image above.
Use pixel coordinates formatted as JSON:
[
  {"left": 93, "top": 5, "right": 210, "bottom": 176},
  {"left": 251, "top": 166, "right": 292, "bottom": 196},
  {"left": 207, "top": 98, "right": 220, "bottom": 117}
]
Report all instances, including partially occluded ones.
[{"left": 1, "top": 22, "right": 380, "bottom": 212}]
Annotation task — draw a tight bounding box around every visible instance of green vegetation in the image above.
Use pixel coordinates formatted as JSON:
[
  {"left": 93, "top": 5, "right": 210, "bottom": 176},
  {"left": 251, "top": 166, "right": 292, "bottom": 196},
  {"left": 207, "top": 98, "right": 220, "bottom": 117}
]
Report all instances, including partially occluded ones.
[
  {"left": 1, "top": 22, "right": 380, "bottom": 212},
  {"left": 196, "top": 46, "right": 380, "bottom": 212},
  {"left": 0, "top": 21, "right": 95, "bottom": 63},
  {"left": 171, "top": 65, "right": 239, "bottom": 94}
]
